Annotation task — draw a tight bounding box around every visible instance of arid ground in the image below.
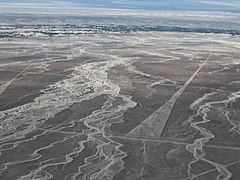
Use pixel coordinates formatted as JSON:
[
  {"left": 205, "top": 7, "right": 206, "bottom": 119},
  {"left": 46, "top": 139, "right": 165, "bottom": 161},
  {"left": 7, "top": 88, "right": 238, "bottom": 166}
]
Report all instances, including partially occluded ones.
[{"left": 0, "top": 30, "right": 240, "bottom": 180}]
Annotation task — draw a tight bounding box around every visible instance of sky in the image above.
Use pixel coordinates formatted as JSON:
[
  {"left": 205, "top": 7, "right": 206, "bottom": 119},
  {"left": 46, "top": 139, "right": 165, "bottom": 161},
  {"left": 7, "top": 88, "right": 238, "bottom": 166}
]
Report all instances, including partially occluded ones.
[{"left": 0, "top": 0, "right": 240, "bottom": 13}]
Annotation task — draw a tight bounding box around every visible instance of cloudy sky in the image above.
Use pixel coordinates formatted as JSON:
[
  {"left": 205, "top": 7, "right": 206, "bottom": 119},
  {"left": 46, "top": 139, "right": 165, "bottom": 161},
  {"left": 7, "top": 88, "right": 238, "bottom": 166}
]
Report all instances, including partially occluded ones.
[{"left": 0, "top": 0, "right": 240, "bottom": 12}]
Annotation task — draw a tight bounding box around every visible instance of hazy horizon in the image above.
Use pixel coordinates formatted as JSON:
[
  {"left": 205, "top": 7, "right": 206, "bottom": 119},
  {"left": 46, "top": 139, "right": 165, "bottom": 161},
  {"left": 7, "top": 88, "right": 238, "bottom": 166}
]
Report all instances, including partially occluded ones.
[{"left": 0, "top": 0, "right": 240, "bottom": 13}]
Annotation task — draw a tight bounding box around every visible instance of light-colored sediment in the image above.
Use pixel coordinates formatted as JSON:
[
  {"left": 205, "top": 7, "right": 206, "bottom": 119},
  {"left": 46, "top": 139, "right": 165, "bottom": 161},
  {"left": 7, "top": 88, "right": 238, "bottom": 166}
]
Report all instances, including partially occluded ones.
[{"left": 186, "top": 90, "right": 240, "bottom": 180}]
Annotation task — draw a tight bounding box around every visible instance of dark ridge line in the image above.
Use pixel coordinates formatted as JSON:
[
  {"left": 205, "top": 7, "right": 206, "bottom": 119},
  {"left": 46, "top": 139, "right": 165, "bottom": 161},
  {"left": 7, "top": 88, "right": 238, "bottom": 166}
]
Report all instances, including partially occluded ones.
[{"left": 1, "top": 25, "right": 240, "bottom": 38}]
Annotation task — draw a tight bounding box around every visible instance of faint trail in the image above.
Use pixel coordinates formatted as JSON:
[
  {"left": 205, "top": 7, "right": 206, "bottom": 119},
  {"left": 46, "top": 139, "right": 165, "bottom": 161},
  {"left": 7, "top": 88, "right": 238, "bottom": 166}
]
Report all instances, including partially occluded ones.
[
  {"left": 182, "top": 160, "right": 240, "bottom": 180},
  {"left": 126, "top": 53, "right": 212, "bottom": 139},
  {"left": 0, "top": 65, "right": 31, "bottom": 96}
]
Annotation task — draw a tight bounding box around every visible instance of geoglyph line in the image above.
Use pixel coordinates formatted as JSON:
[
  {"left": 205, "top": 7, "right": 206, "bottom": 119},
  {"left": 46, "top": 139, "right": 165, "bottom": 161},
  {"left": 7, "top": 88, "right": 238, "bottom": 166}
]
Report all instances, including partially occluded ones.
[
  {"left": 126, "top": 53, "right": 212, "bottom": 139},
  {"left": 182, "top": 160, "right": 240, "bottom": 180},
  {"left": 0, "top": 64, "right": 31, "bottom": 96},
  {"left": 112, "top": 135, "right": 240, "bottom": 151}
]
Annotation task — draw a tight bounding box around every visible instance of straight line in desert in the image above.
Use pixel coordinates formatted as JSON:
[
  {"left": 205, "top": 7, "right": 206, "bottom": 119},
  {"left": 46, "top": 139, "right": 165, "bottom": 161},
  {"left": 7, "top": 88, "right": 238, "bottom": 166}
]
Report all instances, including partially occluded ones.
[
  {"left": 181, "top": 160, "right": 240, "bottom": 180},
  {"left": 126, "top": 53, "right": 212, "bottom": 139},
  {"left": 0, "top": 65, "right": 31, "bottom": 96}
]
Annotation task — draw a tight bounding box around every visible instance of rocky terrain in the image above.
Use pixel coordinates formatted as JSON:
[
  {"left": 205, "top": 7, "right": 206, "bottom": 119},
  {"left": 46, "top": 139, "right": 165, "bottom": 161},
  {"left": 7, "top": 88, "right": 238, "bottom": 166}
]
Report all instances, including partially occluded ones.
[{"left": 0, "top": 27, "right": 240, "bottom": 180}]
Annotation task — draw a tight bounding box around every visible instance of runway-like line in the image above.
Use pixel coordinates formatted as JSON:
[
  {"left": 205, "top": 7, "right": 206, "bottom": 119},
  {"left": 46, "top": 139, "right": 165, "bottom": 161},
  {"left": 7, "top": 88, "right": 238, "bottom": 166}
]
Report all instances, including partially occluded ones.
[
  {"left": 112, "top": 135, "right": 240, "bottom": 151},
  {"left": 126, "top": 53, "right": 212, "bottom": 139},
  {"left": 0, "top": 65, "right": 31, "bottom": 96}
]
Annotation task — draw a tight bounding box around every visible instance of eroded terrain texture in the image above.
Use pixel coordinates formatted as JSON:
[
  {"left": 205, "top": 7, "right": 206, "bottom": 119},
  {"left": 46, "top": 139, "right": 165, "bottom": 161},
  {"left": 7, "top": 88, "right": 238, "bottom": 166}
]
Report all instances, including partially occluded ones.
[{"left": 0, "top": 31, "right": 240, "bottom": 180}]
